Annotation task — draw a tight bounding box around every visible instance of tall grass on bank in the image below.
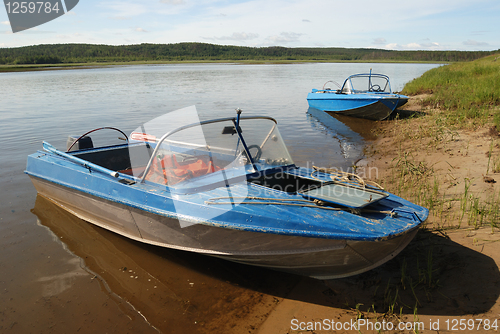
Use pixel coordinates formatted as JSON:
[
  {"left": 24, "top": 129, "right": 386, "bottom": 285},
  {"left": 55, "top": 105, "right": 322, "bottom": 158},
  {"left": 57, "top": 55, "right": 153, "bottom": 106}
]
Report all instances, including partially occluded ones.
[
  {"left": 371, "top": 112, "right": 500, "bottom": 231},
  {"left": 376, "top": 134, "right": 500, "bottom": 231},
  {"left": 381, "top": 150, "right": 500, "bottom": 231},
  {"left": 402, "top": 54, "right": 500, "bottom": 129},
  {"left": 389, "top": 54, "right": 500, "bottom": 230}
]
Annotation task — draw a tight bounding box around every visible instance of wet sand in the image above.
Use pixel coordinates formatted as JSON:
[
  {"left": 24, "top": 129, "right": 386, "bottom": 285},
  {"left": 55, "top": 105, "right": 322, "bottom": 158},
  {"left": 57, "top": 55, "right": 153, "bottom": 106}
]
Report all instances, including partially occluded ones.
[
  {"left": 23, "top": 184, "right": 500, "bottom": 333},
  {"left": 348, "top": 96, "right": 500, "bottom": 333},
  {"left": 23, "top": 195, "right": 294, "bottom": 333},
  {"left": 247, "top": 98, "right": 500, "bottom": 333}
]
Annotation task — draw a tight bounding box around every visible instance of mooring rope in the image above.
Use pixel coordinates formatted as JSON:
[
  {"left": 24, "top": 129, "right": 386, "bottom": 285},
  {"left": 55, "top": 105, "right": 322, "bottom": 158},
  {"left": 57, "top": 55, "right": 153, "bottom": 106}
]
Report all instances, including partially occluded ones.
[{"left": 311, "top": 166, "right": 384, "bottom": 190}]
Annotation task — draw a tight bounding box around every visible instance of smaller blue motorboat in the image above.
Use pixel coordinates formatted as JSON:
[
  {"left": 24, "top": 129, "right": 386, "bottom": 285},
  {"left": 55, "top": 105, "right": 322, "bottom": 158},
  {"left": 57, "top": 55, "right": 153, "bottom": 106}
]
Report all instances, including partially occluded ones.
[{"left": 307, "top": 71, "right": 409, "bottom": 121}]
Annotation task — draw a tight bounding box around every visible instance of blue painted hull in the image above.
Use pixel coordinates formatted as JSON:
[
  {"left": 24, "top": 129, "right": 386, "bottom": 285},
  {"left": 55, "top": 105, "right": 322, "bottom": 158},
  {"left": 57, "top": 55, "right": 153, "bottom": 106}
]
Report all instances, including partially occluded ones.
[
  {"left": 26, "top": 142, "right": 428, "bottom": 279},
  {"left": 307, "top": 92, "right": 408, "bottom": 121}
]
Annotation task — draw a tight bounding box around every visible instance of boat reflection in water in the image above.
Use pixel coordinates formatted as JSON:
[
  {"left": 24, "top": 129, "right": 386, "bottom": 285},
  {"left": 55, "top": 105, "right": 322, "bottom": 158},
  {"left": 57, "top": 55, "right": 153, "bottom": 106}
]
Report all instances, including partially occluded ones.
[
  {"left": 31, "top": 195, "right": 303, "bottom": 334},
  {"left": 306, "top": 107, "right": 379, "bottom": 165}
]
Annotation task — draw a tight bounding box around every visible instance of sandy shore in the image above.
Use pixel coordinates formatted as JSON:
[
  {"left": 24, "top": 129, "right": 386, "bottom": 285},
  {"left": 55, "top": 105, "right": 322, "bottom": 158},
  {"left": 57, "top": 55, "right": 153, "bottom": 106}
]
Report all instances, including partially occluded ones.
[{"left": 239, "top": 96, "right": 500, "bottom": 334}]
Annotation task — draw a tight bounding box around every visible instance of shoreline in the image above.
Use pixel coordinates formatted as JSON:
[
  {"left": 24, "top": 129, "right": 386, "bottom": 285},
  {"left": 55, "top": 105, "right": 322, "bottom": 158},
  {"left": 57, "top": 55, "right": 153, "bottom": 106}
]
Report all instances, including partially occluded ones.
[
  {"left": 357, "top": 95, "right": 500, "bottom": 327},
  {"left": 211, "top": 95, "right": 500, "bottom": 333},
  {"left": 5, "top": 61, "right": 500, "bottom": 332},
  {"left": 0, "top": 59, "right": 447, "bottom": 73},
  {"left": 252, "top": 98, "right": 500, "bottom": 333},
  {"left": 366, "top": 95, "right": 500, "bottom": 232}
]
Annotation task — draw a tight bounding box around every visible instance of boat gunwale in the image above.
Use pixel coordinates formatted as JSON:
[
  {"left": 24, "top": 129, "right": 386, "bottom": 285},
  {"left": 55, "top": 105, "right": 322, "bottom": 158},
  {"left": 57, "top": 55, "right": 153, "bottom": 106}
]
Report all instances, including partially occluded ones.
[
  {"left": 25, "top": 163, "right": 426, "bottom": 242},
  {"left": 25, "top": 114, "right": 426, "bottom": 242}
]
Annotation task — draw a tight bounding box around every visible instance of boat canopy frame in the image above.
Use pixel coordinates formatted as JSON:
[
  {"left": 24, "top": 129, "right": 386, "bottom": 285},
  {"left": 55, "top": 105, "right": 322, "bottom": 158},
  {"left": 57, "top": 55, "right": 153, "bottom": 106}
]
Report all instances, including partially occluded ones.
[
  {"left": 139, "top": 115, "right": 281, "bottom": 184},
  {"left": 340, "top": 72, "right": 393, "bottom": 95}
]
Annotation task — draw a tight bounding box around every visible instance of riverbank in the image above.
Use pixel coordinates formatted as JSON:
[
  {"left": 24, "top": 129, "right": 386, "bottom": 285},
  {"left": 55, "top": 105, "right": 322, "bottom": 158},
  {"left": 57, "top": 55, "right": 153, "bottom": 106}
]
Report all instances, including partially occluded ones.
[
  {"left": 207, "top": 93, "right": 500, "bottom": 334},
  {"left": 1, "top": 42, "right": 487, "bottom": 71},
  {"left": 368, "top": 95, "right": 500, "bottom": 232},
  {"left": 0, "top": 59, "right": 448, "bottom": 73},
  {"left": 351, "top": 94, "right": 500, "bottom": 332},
  {"left": 250, "top": 96, "right": 500, "bottom": 334}
]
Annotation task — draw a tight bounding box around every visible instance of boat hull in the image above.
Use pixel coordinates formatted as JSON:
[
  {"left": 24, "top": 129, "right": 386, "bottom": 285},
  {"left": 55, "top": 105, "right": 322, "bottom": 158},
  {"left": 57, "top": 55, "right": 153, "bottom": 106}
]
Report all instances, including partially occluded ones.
[
  {"left": 215, "top": 228, "right": 418, "bottom": 279},
  {"left": 29, "top": 175, "right": 419, "bottom": 279},
  {"left": 307, "top": 93, "right": 408, "bottom": 121}
]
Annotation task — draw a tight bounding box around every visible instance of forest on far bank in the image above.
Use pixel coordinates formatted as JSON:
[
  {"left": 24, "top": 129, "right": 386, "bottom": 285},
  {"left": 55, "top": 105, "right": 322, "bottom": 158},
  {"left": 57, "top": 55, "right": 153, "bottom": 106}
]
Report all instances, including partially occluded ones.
[{"left": 0, "top": 42, "right": 497, "bottom": 65}]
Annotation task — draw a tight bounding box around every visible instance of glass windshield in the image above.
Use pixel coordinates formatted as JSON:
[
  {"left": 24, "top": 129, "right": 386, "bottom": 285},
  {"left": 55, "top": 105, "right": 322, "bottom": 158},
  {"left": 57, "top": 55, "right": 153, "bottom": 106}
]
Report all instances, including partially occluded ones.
[
  {"left": 139, "top": 117, "right": 294, "bottom": 187},
  {"left": 343, "top": 74, "right": 391, "bottom": 94}
]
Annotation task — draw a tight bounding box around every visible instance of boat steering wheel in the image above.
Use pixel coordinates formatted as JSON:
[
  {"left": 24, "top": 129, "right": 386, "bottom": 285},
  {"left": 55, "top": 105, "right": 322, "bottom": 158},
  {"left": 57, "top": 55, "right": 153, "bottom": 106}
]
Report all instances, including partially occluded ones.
[
  {"left": 245, "top": 145, "right": 262, "bottom": 162},
  {"left": 370, "top": 84, "right": 382, "bottom": 92}
]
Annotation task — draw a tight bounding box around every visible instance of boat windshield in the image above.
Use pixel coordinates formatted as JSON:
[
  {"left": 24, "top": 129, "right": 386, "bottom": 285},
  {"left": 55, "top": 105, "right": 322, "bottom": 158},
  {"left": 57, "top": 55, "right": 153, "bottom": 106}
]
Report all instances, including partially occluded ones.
[
  {"left": 341, "top": 74, "right": 391, "bottom": 94},
  {"left": 137, "top": 116, "right": 294, "bottom": 188}
]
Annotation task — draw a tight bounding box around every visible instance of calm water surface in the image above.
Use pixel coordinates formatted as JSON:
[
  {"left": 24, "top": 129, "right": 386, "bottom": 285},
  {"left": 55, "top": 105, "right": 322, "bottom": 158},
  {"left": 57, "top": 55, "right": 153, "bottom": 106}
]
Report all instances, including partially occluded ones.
[{"left": 0, "top": 63, "right": 440, "bottom": 333}]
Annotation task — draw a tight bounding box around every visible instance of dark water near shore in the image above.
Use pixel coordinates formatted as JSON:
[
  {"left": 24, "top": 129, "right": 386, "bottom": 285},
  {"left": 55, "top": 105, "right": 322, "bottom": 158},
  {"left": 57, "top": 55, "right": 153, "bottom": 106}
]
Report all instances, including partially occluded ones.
[{"left": 0, "top": 63, "right": 440, "bottom": 333}]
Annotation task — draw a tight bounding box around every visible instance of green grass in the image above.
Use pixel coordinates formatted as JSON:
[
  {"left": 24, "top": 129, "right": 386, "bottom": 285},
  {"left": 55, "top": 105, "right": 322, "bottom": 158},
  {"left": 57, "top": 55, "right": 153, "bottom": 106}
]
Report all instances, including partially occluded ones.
[
  {"left": 384, "top": 150, "right": 500, "bottom": 232},
  {"left": 380, "top": 55, "right": 500, "bottom": 231},
  {"left": 402, "top": 54, "right": 500, "bottom": 129},
  {"left": 357, "top": 54, "right": 500, "bottom": 332}
]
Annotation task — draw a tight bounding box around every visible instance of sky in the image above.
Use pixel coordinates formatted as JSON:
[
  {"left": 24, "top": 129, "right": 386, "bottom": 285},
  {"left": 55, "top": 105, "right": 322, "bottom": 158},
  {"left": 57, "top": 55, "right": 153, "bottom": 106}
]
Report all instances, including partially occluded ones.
[{"left": 1, "top": 0, "right": 499, "bottom": 51}]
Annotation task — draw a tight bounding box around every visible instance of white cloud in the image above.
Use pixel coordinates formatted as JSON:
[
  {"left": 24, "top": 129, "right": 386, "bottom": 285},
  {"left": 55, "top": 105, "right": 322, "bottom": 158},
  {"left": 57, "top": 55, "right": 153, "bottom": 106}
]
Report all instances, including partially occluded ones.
[
  {"left": 421, "top": 42, "right": 441, "bottom": 48},
  {"left": 101, "top": 1, "right": 148, "bottom": 19},
  {"left": 1, "top": 0, "right": 497, "bottom": 50},
  {"left": 383, "top": 41, "right": 443, "bottom": 50},
  {"left": 159, "top": 0, "right": 186, "bottom": 4},
  {"left": 1, "top": 21, "right": 10, "bottom": 25},
  {"left": 463, "top": 39, "right": 489, "bottom": 46},
  {"left": 209, "top": 32, "right": 259, "bottom": 41},
  {"left": 404, "top": 43, "right": 422, "bottom": 49},
  {"left": 122, "top": 0, "right": 497, "bottom": 49},
  {"left": 384, "top": 43, "right": 399, "bottom": 49},
  {"left": 267, "top": 32, "right": 302, "bottom": 44},
  {"left": 372, "top": 38, "right": 387, "bottom": 45}
]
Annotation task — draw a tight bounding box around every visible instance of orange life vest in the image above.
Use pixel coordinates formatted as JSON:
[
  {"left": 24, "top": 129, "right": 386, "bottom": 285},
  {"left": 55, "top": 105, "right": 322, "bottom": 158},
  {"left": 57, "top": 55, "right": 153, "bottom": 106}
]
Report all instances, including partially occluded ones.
[{"left": 145, "top": 154, "right": 221, "bottom": 185}]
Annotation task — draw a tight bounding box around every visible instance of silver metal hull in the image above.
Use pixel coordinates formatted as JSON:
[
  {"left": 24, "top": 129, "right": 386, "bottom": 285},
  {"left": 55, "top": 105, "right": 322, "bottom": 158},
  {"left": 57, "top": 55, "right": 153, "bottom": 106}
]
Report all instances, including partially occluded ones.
[
  {"left": 325, "top": 100, "right": 394, "bottom": 121},
  {"left": 30, "top": 176, "right": 418, "bottom": 279}
]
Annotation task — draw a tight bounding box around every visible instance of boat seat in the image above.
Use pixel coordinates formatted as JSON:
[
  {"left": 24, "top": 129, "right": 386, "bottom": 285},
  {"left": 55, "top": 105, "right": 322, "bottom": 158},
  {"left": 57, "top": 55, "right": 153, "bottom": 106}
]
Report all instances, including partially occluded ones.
[{"left": 144, "top": 154, "right": 222, "bottom": 185}]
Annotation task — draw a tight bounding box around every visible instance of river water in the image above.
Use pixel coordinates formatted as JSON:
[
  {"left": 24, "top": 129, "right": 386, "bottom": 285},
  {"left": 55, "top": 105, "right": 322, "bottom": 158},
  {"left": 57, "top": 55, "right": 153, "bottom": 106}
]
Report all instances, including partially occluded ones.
[{"left": 0, "top": 62, "right": 440, "bottom": 333}]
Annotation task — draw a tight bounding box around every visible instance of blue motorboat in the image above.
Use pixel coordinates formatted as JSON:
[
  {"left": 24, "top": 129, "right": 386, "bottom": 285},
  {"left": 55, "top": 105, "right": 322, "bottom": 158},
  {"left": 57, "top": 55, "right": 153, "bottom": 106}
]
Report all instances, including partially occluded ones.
[
  {"left": 26, "top": 109, "right": 427, "bottom": 279},
  {"left": 307, "top": 72, "right": 409, "bottom": 121}
]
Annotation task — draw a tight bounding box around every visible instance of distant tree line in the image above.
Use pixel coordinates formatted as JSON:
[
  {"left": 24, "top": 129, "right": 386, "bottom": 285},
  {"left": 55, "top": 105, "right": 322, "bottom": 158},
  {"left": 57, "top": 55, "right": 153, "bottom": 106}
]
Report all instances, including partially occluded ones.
[{"left": 0, "top": 42, "right": 497, "bottom": 65}]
